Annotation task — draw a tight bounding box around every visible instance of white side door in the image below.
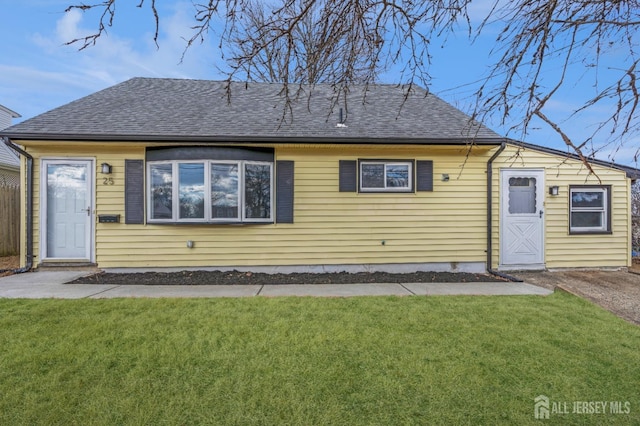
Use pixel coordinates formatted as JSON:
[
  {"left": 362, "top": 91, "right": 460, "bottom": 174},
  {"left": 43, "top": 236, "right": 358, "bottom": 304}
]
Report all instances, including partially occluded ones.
[
  {"left": 42, "top": 160, "right": 94, "bottom": 261},
  {"left": 500, "top": 169, "right": 545, "bottom": 269}
]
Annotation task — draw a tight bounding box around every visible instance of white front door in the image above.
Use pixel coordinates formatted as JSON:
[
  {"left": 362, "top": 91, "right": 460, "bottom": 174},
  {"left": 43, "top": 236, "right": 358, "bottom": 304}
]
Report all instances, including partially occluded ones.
[
  {"left": 500, "top": 169, "right": 544, "bottom": 269},
  {"left": 42, "top": 160, "right": 94, "bottom": 261}
]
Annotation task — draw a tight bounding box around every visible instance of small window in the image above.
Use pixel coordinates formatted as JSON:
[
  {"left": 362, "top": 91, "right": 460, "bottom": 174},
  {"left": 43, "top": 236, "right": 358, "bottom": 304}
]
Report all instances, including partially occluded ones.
[
  {"left": 569, "top": 186, "right": 611, "bottom": 234},
  {"left": 359, "top": 161, "right": 413, "bottom": 192}
]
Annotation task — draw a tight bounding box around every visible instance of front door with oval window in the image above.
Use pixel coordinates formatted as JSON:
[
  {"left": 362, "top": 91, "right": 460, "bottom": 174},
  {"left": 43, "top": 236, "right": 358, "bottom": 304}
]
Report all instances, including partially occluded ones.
[{"left": 500, "top": 169, "right": 544, "bottom": 269}]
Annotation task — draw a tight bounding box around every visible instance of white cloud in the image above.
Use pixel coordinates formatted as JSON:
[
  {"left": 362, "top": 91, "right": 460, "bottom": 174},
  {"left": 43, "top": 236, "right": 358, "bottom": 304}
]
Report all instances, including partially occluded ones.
[
  {"left": 9, "top": 2, "right": 225, "bottom": 122},
  {"left": 56, "top": 2, "right": 223, "bottom": 83},
  {"left": 56, "top": 8, "right": 84, "bottom": 41}
]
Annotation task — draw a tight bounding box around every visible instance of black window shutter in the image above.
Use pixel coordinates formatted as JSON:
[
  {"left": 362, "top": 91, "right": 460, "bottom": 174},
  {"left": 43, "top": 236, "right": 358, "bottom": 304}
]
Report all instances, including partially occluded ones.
[
  {"left": 125, "top": 159, "right": 145, "bottom": 224},
  {"left": 276, "top": 160, "right": 294, "bottom": 223},
  {"left": 339, "top": 160, "right": 357, "bottom": 192},
  {"left": 416, "top": 160, "right": 433, "bottom": 192}
]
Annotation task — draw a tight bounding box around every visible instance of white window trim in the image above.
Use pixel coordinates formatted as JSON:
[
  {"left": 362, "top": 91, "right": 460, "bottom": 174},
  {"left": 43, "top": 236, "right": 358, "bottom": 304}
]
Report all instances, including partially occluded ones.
[
  {"left": 359, "top": 161, "right": 413, "bottom": 192},
  {"left": 146, "top": 160, "right": 273, "bottom": 223},
  {"left": 569, "top": 187, "right": 608, "bottom": 233}
]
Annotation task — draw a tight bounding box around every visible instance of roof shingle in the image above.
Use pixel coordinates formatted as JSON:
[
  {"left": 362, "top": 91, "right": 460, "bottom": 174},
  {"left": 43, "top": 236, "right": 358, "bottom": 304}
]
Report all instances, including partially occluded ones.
[{"left": 1, "top": 78, "right": 503, "bottom": 143}]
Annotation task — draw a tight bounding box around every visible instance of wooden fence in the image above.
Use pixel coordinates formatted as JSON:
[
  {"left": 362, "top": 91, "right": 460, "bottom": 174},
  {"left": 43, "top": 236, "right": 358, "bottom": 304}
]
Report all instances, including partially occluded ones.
[{"left": 0, "top": 184, "right": 19, "bottom": 256}]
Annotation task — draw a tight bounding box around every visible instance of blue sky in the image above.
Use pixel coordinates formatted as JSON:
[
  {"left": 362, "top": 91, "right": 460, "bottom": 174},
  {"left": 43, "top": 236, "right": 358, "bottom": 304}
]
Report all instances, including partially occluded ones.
[{"left": 1, "top": 1, "right": 636, "bottom": 165}]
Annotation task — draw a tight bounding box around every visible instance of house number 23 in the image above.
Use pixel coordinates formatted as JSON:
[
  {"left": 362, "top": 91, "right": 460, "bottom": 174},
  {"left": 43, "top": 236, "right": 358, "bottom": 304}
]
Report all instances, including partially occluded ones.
[{"left": 103, "top": 177, "right": 114, "bottom": 185}]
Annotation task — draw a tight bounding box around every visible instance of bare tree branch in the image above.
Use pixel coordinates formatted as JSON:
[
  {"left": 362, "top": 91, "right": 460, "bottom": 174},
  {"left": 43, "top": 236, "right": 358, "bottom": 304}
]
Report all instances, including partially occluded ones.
[
  {"left": 61, "top": 0, "right": 640, "bottom": 170},
  {"left": 474, "top": 0, "right": 640, "bottom": 166},
  {"left": 65, "top": 0, "right": 160, "bottom": 49},
  {"left": 535, "top": 109, "right": 599, "bottom": 180}
]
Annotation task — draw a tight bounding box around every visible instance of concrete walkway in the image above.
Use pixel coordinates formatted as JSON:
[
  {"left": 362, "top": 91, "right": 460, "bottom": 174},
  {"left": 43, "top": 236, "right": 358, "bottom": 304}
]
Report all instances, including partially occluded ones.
[{"left": 0, "top": 270, "right": 553, "bottom": 299}]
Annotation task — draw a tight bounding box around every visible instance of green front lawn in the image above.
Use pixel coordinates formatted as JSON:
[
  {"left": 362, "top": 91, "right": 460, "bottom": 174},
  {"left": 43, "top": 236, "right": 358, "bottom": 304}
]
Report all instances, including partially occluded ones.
[{"left": 0, "top": 292, "right": 638, "bottom": 425}]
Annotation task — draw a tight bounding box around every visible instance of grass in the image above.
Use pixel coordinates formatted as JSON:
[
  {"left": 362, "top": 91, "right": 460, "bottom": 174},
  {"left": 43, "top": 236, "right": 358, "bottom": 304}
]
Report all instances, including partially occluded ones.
[{"left": 0, "top": 292, "right": 638, "bottom": 425}]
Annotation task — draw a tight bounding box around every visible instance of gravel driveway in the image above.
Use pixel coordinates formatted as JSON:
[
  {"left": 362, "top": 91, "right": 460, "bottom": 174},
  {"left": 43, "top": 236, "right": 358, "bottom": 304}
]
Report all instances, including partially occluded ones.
[{"left": 514, "top": 270, "right": 640, "bottom": 326}]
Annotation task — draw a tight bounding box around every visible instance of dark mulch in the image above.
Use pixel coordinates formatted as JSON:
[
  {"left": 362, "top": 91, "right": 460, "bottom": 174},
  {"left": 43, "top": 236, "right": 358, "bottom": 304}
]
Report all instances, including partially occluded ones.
[{"left": 68, "top": 270, "right": 506, "bottom": 285}]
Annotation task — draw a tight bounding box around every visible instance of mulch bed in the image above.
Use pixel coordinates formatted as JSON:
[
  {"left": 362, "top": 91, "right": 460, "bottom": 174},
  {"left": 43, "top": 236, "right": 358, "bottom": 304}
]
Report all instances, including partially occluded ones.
[{"left": 68, "top": 270, "right": 506, "bottom": 285}]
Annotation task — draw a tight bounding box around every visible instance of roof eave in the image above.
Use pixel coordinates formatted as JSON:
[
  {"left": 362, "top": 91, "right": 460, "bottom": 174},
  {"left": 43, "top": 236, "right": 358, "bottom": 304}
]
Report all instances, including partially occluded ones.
[
  {"left": 0, "top": 105, "right": 21, "bottom": 119},
  {"left": 1, "top": 132, "right": 506, "bottom": 146},
  {"left": 508, "top": 139, "right": 640, "bottom": 179}
]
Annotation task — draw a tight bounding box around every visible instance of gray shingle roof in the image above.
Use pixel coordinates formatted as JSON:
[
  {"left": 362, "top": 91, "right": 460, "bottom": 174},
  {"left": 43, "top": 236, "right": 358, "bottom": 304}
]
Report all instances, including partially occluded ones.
[{"left": 1, "top": 78, "right": 503, "bottom": 143}]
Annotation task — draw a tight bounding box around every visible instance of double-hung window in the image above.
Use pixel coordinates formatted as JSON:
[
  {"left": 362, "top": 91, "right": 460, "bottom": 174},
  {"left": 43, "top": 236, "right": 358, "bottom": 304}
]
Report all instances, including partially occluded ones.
[
  {"left": 569, "top": 186, "right": 611, "bottom": 234},
  {"left": 148, "top": 160, "right": 273, "bottom": 223},
  {"left": 359, "top": 160, "right": 413, "bottom": 192}
]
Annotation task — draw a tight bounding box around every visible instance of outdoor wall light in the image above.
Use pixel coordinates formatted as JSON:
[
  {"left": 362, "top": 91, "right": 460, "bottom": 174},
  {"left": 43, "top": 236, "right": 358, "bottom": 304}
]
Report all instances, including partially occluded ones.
[
  {"left": 441, "top": 174, "right": 450, "bottom": 182},
  {"left": 186, "top": 240, "right": 195, "bottom": 249},
  {"left": 549, "top": 186, "right": 559, "bottom": 196},
  {"left": 100, "top": 163, "right": 112, "bottom": 174}
]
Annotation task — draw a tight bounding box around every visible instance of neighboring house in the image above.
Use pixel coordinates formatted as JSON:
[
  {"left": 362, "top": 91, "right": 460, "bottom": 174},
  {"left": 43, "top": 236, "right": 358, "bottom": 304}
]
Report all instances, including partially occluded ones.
[
  {"left": 0, "top": 104, "right": 21, "bottom": 186},
  {"left": 1, "top": 78, "right": 637, "bottom": 272}
]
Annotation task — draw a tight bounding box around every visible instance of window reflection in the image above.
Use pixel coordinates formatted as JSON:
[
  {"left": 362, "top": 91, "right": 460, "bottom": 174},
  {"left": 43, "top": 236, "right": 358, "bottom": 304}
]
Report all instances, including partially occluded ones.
[
  {"left": 245, "top": 163, "right": 272, "bottom": 219},
  {"left": 569, "top": 187, "right": 608, "bottom": 232},
  {"left": 47, "top": 164, "right": 87, "bottom": 190},
  {"left": 360, "top": 162, "right": 412, "bottom": 191},
  {"left": 386, "top": 165, "right": 409, "bottom": 187},
  {"left": 361, "top": 164, "right": 385, "bottom": 188},
  {"left": 571, "top": 192, "right": 604, "bottom": 208},
  {"left": 147, "top": 160, "right": 273, "bottom": 222},
  {"left": 150, "top": 164, "right": 172, "bottom": 220},
  {"left": 179, "top": 163, "right": 205, "bottom": 219},
  {"left": 211, "top": 163, "right": 239, "bottom": 219}
]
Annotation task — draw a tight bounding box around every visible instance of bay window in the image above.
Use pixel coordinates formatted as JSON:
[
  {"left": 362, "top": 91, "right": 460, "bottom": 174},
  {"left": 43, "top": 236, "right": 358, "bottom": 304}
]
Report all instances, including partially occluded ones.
[{"left": 147, "top": 160, "right": 273, "bottom": 223}]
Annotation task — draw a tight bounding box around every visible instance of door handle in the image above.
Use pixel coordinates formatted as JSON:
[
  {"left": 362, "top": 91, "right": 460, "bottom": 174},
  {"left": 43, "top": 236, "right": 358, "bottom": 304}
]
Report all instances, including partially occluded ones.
[
  {"left": 539, "top": 210, "right": 544, "bottom": 218},
  {"left": 83, "top": 207, "right": 91, "bottom": 216}
]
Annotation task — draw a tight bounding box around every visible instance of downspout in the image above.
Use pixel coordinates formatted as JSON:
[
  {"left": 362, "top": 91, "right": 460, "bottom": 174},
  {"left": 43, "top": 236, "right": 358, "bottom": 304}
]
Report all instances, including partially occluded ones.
[
  {"left": 486, "top": 141, "right": 522, "bottom": 282},
  {"left": 2, "top": 137, "right": 33, "bottom": 273}
]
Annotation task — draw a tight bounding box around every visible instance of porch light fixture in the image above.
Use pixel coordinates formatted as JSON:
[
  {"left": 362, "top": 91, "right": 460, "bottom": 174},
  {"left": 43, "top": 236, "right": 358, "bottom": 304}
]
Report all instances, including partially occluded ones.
[
  {"left": 100, "top": 163, "right": 112, "bottom": 174},
  {"left": 549, "top": 185, "right": 559, "bottom": 196},
  {"left": 441, "top": 174, "right": 450, "bottom": 182}
]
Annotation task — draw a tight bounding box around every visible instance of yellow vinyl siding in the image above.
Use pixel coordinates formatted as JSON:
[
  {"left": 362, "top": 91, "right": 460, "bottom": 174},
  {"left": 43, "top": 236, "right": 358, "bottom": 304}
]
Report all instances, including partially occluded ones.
[
  {"left": 100, "top": 145, "right": 489, "bottom": 268},
  {"left": 20, "top": 142, "right": 495, "bottom": 268},
  {"left": 18, "top": 141, "right": 632, "bottom": 270},
  {"left": 491, "top": 144, "right": 631, "bottom": 269}
]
